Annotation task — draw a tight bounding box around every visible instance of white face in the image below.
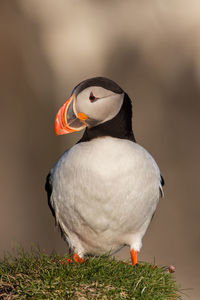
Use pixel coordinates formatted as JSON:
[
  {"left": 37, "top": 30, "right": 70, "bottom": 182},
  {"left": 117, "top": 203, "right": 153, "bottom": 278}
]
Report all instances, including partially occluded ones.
[{"left": 75, "top": 86, "right": 124, "bottom": 127}]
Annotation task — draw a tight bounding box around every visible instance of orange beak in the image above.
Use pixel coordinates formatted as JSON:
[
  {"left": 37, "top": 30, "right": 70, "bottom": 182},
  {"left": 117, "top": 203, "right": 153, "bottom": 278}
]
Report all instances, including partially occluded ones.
[{"left": 54, "top": 94, "right": 87, "bottom": 135}]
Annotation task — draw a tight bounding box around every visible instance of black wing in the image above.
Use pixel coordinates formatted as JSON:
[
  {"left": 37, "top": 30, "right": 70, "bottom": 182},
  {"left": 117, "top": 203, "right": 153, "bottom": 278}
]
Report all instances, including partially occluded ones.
[
  {"left": 45, "top": 172, "right": 67, "bottom": 240},
  {"left": 160, "top": 174, "right": 165, "bottom": 187},
  {"left": 159, "top": 174, "right": 165, "bottom": 198},
  {"left": 45, "top": 172, "right": 55, "bottom": 217},
  {"left": 151, "top": 173, "right": 165, "bottom": 221}
]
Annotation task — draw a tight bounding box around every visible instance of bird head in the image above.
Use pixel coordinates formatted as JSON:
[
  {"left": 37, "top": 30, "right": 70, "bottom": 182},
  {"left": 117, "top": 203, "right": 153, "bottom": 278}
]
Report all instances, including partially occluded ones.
[{"left": 54, "top": 77, "right": 125, "bottom": 135}]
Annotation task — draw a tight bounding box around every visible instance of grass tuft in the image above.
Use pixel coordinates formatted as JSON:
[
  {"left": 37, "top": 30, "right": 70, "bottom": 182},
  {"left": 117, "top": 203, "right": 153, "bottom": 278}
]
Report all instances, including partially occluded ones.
[{"left": 0, "top": 248, "right": 180, "bottom": 299}]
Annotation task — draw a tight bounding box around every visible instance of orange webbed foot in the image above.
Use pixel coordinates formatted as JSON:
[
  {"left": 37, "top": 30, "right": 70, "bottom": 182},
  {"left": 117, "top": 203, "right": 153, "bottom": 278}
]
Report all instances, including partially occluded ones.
[
  {"left": 72, "top": 253, "right": 85, "bottom": 263},
  {"left": 60, "top": 253, "right": 85, "bottom": 265}
]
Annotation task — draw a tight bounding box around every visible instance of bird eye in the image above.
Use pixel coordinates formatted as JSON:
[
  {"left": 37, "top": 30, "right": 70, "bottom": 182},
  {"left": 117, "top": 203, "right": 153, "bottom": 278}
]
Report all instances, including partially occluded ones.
[{"left": 89, "top": 92, "right": 97, "bottom": 102}]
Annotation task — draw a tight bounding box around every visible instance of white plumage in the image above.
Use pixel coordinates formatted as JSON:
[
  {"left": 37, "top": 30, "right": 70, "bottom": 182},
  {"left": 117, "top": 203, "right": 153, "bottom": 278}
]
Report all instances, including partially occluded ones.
[
  {"left": 46, "top": 77, "right": 164, "bottom": 264},
  {"left": 50, "top": 136, "right": 162, "bottom": 258}
]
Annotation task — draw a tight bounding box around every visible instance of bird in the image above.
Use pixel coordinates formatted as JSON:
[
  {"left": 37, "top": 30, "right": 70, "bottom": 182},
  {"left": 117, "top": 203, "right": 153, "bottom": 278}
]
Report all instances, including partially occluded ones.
[{"left": 45, "top": 77, "right": 164, "bottom": 266}]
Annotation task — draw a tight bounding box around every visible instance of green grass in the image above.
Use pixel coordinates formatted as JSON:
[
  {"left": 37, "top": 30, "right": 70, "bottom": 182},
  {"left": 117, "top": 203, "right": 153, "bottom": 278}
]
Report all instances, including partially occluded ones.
[{"left": 0, "top": 248, "right": 180, "bottom": 299}]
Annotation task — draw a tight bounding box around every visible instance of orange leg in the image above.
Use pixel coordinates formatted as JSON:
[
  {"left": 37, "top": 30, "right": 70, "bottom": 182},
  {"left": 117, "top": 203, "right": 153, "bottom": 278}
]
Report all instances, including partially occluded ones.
[
  {"left": 60, "top": 253, "right": 85, "bottom": 264},
  {"left": 130, "top": 249, "right": 138, "bottom": 266}
]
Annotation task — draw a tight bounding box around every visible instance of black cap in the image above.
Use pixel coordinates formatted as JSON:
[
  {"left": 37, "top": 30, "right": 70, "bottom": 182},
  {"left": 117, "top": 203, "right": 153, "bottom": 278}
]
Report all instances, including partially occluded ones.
[{"left": 72, "top": 77, "right": 124, "bottom": 96}]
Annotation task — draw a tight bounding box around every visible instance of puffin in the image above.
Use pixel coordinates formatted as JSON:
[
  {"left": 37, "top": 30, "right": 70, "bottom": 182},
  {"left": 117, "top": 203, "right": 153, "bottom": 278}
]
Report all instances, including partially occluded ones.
[{"left": 45, "top": 77, "right": 164, "bottom": 265}]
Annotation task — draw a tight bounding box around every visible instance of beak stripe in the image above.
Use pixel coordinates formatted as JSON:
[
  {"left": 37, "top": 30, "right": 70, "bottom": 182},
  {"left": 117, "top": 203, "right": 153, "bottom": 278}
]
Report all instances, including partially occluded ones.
[
  {"left": 54, "top": 95, "right": 86, "bottom": 135},
  {"left": 54, "top": 98, "right": 76, "bottom": 135}
]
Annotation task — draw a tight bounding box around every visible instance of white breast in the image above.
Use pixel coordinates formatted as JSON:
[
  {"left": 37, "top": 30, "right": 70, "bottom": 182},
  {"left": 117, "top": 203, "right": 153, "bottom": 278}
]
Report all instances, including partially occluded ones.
[{"left": 51, "top": 137, "right": 161, "bottom": 256}]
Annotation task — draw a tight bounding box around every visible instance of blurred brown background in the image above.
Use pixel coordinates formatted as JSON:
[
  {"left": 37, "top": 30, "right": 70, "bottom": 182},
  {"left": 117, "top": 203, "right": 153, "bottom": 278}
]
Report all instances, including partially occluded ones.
[{"left": 0, "top": 1, "right": 200, "bottom": 299}]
